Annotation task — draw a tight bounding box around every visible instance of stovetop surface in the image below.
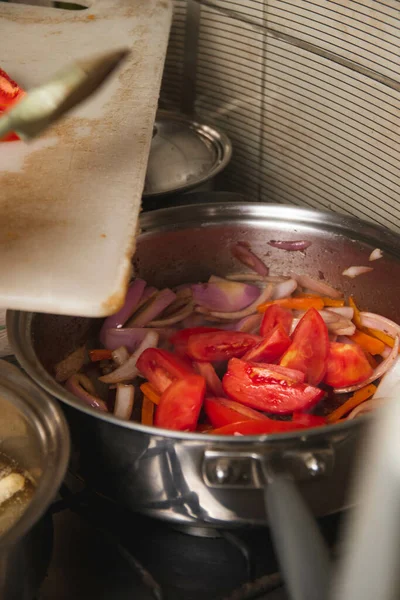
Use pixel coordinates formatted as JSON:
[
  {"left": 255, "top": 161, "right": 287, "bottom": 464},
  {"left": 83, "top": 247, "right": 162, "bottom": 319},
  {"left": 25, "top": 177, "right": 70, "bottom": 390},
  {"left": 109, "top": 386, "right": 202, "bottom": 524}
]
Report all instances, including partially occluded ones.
[{"left": 37, "top": 477, "right": 343, "bottom": 600}]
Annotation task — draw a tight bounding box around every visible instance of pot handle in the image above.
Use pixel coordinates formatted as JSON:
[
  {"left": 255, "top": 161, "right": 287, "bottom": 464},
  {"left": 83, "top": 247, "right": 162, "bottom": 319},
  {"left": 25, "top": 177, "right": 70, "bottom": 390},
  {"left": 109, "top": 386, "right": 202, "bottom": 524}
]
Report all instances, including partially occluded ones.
[{"left": 264, "top": 474, "right": 331, "bottom": 600}]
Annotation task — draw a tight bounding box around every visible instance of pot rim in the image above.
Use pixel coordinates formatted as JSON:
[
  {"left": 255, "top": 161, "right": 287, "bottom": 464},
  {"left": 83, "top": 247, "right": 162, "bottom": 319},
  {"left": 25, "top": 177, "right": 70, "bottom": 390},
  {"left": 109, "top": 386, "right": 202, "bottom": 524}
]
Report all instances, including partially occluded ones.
[
  {"left": 7, "top": 199, "right": 392, "bottom": 443},
  {"left": 0, "top": 360, "right": 70, "bottom": 549}
]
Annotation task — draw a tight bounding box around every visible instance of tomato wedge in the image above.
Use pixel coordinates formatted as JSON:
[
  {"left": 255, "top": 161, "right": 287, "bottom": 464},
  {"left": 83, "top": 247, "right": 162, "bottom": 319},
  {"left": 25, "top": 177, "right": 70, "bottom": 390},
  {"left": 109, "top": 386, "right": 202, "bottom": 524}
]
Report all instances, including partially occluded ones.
[
  {"left": 323, "top": 342, "right": 373, "bottom": 388},
  {"left": 260, "top": 304, "right": 293, "bottom": 337},
  {"left": 186, "top": 331, "right": 260, "bottom": 362},
  {"left": 154, "top": 374, "right": 206, "bottom": 431},
  {"left": 211, "top": 419, "right": 309, "bottom": 436},
  {"left": 279, "top": 308, "right": 329, "bottom": 386},
  {"left": 194, "top": 361, "right": 224, "bottom": 396},
  {"left": 243, "top": 325, "right": 291, "bottom": 363},
  {"left": 204, "top": 396, "right": 268, "bottom": 428},
  {"left": 136, "top": 348, "right": 194, "bottom": 394},
  {"left": 170, "top": 327, "right": 222, "bottom": 356},
  {"left": 0, "top": 68, "right": 25, "bottom": 142},
  {"left": 222, "top": 358, "right": 324, "bottom": 414}
]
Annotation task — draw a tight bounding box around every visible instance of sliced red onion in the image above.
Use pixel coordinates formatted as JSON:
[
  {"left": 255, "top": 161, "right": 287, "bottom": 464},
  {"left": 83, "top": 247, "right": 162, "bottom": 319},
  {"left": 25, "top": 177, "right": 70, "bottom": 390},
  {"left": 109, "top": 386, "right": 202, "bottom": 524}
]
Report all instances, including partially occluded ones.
[
  {"left": 128, "top": 289, "right": 176, "bottom": 327},
  {"left": 319, "top": 310, "right": 356, "bottom": 336},
  {"left": 104, "top": 328, "right": 150, "bottom": 353},
  {"left": 342, "top": 266, "right": 374, "bottom": 279},
  {"left": 147, "top": 302, "right": 194, "bottom": 327},
  {"left": 360, "top": 312, "right": 400, "bottom": 338},
  {"left": 112, "top": 346, "right": 129, "bottom": 366},
  {"left": 235, "top": 313, "right": 262, "bottom": 333},
  {"left": 199, "top": 284, "right": 273, "bottom": 321},
  {"left": 373, "top": 355, "right": 400, "bottom": 400},
  {"left": 291, "top": 273, "right": 342, "bottom": 298},
  {"left": 194, "top": 362, "right": 224, "bottom": 396},
  {"left": 271, "top": 278, "right": 297, "bottom": 300},
  {"left": 114, "top": 384, "right": 135, "bottom": 420},
  {"left": 65, "top": 373, "right": 108, "bottom": 412},
  {"left": 346, "top": 398, "right": 386, "bottom": 420},
  {"left": 100, "top": 331, "right": 159, "bottom": 384},
  {"left": 124, "top": 287, "right": 158, "bottom": 327},
  {"left": 335, "top": 335, "right": 399, "bottom": 394},
  {"left": 327, "top": 307, "right": 354, "bottom": 319},
  {"left": 369, "top": 248, "right": 383, "bottom": 262},
  {"left": 231, "top": 242, "right": 269, "bottom": 276},
  {"left": 226, "top": 273, "right": 289, "bottom": 283},
  {"left": 99, "top": 279, "right": 146, "bottom": 343},
  {"left": 381, "top": 346, "right": 392, "bottom": 359},
  {"left": 268, "top": 240, "right": 312, "bottom": 251},
  {"left": 192, "top": 280, "right": 260, "bottom": 312}
]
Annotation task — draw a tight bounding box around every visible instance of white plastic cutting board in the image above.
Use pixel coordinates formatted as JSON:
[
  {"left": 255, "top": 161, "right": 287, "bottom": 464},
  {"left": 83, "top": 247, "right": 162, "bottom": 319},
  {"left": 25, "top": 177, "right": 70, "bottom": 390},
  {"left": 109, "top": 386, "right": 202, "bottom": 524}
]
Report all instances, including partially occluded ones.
[{"left": 0, "top": 0, "right": 172, "bottom": 317}]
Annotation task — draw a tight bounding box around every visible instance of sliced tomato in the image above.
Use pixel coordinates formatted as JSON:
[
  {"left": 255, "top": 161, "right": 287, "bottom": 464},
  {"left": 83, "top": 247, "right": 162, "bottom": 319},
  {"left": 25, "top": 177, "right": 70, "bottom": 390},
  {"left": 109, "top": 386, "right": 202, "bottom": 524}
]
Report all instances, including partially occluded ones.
[
  {"left": 204, "top": 396, "right": 268, "bottom": 428},
  {"left": 211, "top": 419, "right": 309, "bottom": 436},
  {"left": 279, "top": 308, "right": 329, "bottom": 386},
  {"left": 186, "top": 331, "right": 260, "bottom": 362},
  {"left": 243, "top": 325, "right": 291, "bottom": 363},
  {"left": 0, "top": 68, "right": 25, "bottom": 142},
  {"left": 136, "top": 348, "right": 194, "bottom": 394},
  {"left": 260, "top": 304, "right": 293, "bottom": 337},
  {"left": 291, "top": 412, "right": 327, "bottom": 427},
  {"left": 323, "top": 342, "right": 373, "bottom": 388},
  {"left": 222, "top": 358, "right": 324, "bottom": 414},
  {"left": 170, "top": 327, "right": 222, "bottom": 355},
  {"left": 194, "top": 361, "right": 224, "bottom": 396},
  {"left": 154, "top": 374, "right": 206, "bottom": 431}
]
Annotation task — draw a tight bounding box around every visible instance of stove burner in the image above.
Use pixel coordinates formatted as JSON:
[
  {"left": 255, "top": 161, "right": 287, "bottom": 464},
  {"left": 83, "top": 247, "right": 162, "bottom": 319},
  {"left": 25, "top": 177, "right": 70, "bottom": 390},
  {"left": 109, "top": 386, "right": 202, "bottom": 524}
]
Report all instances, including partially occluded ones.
[{"left": 38, "top": 475, "right": 342, "bottom": 600}]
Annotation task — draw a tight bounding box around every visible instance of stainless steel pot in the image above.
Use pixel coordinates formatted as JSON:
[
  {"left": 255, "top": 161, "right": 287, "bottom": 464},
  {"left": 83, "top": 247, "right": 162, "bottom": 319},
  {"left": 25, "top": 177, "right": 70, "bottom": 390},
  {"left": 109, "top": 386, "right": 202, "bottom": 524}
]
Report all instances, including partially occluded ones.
[
  {"left": 7, "top": 202, "right": 400, "bottom": 531},
  {"left": 0, "top": 359, "right": 69, "bottom": 600}
]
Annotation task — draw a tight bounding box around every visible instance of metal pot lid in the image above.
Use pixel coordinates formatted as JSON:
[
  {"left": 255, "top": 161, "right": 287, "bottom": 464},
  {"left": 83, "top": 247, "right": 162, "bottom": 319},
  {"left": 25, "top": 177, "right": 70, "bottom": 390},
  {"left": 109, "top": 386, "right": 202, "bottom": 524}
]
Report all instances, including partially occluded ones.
[{"left": 143, "top": 111, "right": 232, "bottom": 197}]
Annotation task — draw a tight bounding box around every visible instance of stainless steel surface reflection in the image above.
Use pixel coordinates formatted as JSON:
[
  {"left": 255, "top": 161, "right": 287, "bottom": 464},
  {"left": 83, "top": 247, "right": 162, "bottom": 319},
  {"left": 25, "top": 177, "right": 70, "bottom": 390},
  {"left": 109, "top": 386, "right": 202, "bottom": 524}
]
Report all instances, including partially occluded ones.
[{"left": 8, "top": 201, "right": 400, "bottom": 526}]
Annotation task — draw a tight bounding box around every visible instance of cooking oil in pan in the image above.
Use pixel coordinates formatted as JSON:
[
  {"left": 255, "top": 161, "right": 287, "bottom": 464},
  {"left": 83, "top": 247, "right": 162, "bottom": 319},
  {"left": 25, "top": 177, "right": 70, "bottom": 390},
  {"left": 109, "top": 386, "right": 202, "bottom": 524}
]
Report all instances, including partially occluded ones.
[{"left": 0, "top": 453, "right": 35, "bottom": 536}]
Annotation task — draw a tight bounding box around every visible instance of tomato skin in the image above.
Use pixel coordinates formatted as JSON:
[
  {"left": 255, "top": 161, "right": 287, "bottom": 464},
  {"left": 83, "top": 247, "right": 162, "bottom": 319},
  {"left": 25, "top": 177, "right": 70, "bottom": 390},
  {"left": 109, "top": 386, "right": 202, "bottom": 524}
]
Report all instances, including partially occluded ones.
[
  {"left": 243, "top": 325, "right": 291, "bottom": 363},
  {"left": 222, "top": 358, "right": 324, "bottom": 414},
  {"left": 186, "top": 331, "right": 260, "bottom": 362},
  {"left": 137, "top": 348, "right": 194, "bottom": 394},
  {"left": 211, "top": 419, "right": 309, "bottom": 436},
  {"left": 260, "top": 305, "right": 293, "bottom": 337},
  {"left": 204, "top": 396, "right": 268, "bottom": 428},
  {"left": 155, "top": 374, "right": 206, "bottom": 431},
  {"left": 170, "top": 327, "right": 222, "bottom": 355},
  {"left": 279, "top": 308, "right": 329, "bottom": 386},
  {"left": 0, "top": 69, "right": 25, "bottom": 142},
  {"left": 324, "top": 343, "right": 373, "bottom": 388},
  {"left": 291, "top": 412, "right": 327, "bottom": 427}
]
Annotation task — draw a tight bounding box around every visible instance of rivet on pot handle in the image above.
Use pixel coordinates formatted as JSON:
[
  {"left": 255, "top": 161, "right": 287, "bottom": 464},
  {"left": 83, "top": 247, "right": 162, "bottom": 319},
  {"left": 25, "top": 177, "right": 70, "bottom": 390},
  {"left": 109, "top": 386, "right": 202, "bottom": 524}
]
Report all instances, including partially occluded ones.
[{"left": 203, "top": 447, "right": 333, "bottom": 600}]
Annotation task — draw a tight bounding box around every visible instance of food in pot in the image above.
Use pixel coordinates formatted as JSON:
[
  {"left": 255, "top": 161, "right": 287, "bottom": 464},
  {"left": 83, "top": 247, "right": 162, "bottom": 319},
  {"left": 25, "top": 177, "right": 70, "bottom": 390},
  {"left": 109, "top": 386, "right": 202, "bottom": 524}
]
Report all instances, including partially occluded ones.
[
  {"left": 0, "top": 67, "right": 25, "bottom": 141},
  {"left": 60, "top": 241, "right": 398, "bottom": 434},
  {"left": 0, "top": 454, "right": 35, "bottom": 535}
]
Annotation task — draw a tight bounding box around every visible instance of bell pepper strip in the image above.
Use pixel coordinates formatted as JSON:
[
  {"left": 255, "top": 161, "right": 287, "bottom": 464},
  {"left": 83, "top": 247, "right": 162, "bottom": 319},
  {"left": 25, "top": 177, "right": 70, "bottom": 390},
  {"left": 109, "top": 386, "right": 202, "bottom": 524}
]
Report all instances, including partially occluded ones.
[
  {"left": 243, "top": 325, "right": 291, "bottom": 363},
  {"left": 89, "top": 349, "right": 113, "bottom": 362},
  {"left": 210, "top": 419, "right": 309, "bottom": 436},
  {"left": 348, "top": 296, "right": 363, "bottom": 329},
  {"left": 260, "top": 304, "right": 293, "bottom": 337},
  {"left": 222, "top": 358, "right": 324, "bottom": 414},
  {"left": 280, "top": 308, "right": 329, "bottom": 386},
  {"left": 350, "top": 330, "right": 385, "bottom": 355},
  {"left": 186, "top": 331, "right": 260, "bottom": 362},
  {"left": 140, "top": 383, "right": 161, "bottom": 405},
  {"left": 0, "top": 68, "right": 25, "bottom": 142},
  {"left": 141, "top": 396, "right": 155, "bottom": 426},
  {"left": 136, "top": 348, "right": 194, "bottom": 394},
  {"left": 204, "top": 396, "right": 268, "bottom": 429},
  {"left": 326, "top": 384, "right": 377, "bottom": 423},
  {"left": 296, "top": 294, "right": 345, "bottom": 308},
  {"left": 257, "top": 297, "right": 324, "bottom": 312},
  {"left": 366, "top": 328, "right": 397, "bottom": 349},
  {"left": 154, "top": 374, "right": 206, "bottom": 431},
  {"left": 323, "top": 343, "right": 373, "bottom": 388},
  {"left": 291, "top": 412, "right": 327, "bottom": 427},
  {"left": 194, "top": 361, "right": 224, "bottom": 396}
]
